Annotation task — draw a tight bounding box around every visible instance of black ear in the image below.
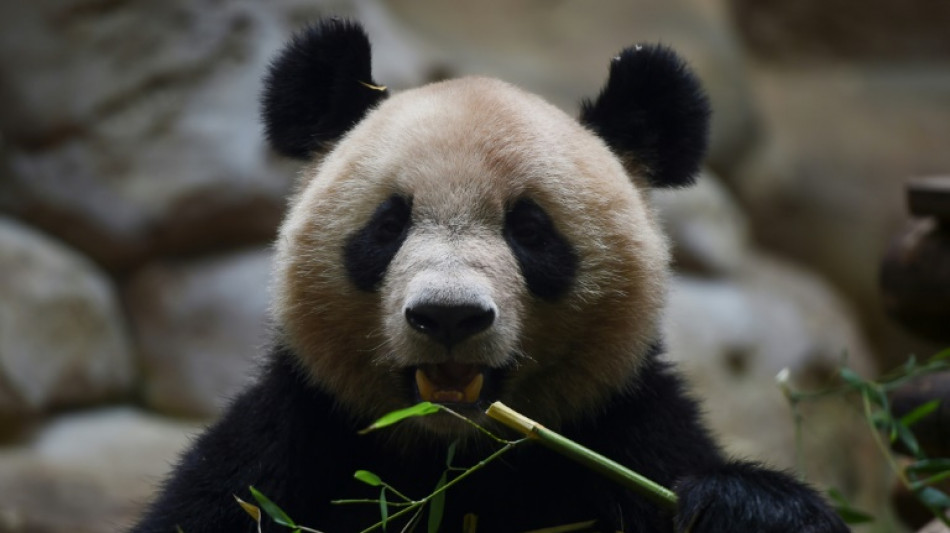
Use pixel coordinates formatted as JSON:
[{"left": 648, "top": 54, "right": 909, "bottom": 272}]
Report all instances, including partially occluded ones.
[
  {"left": 261, "top": 19, "right": 388, "bottom": 159},
  {"left": 579, "top": 45, "right": 710, "bottom": 188}
]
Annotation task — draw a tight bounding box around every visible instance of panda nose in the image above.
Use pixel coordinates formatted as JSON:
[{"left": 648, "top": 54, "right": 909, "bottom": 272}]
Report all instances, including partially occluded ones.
[{"left": 405, "top": 303, "right": 495, "bottom": 348}]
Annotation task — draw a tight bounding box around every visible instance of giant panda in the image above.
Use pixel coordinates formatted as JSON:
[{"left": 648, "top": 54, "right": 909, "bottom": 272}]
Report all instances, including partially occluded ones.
[{"left": 130, "top": 19, "right": 849, "bottom": 533}]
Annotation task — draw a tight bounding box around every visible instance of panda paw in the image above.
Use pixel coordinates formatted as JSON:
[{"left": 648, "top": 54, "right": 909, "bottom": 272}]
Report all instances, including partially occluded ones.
[{"left": 673, "top": 462, "right": 850, "bottom": 533}]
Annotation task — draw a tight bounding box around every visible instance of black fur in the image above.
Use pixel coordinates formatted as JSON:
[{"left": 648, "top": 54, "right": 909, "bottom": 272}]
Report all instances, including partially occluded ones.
[
  {"left": 579, "top": 45, "right": 710, "bottom": 188},
  {"left": 129, "top": 344, "right": 847, "bottom": 533},
  {"left": 675, "top": 462, "right": 849, "bottom": 533},
  {"left": 261, "top": 18, "right": 388, "bottom": 159},
  {"left": 343, "top": 195, "right": 413, "bottom": 291},
  {"left": 503, "top": 198, "right": 578, "bottom": 300},
  {"left": 131, "top": 22, "right": 847, "bottom": 533}
]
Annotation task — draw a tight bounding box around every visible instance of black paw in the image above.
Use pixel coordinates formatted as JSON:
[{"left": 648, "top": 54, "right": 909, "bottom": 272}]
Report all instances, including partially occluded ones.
[{"left": 674, "top": 462, "right": 850, "bottom": 533}]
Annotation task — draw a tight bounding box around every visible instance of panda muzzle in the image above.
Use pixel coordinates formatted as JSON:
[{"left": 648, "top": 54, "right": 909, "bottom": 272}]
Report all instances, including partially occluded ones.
[{"left": 414, "top": 363, "right": 484, "bottom": 404}]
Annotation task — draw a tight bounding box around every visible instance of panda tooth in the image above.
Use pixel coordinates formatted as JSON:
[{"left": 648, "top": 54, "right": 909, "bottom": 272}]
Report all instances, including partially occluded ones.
[
  {"left": 415, "top": 368, "right": 485, "bottom": 404},
  {"left": 415, "top": 368, "right": 436, "bottom": 403},
  {"left": 463, "top": 373, "right": 484, "bottom": 403}
]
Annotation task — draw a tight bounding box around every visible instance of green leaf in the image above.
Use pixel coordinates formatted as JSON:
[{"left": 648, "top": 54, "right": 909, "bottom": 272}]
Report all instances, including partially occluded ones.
[
  {"left": 867, "top": 386, "right": 890, "bottom": 411},
  {"left": 904, "top": 355, "right": 918, "bottom": 372},
  {"left": 917, "top": 487, "right": 950, "bottom": 511},
  {"left": 359, "top": 402, "right": 442, "bottom": 434},
  {"left": 827, "top": 488, "right": 847, "bottom": 505},
  {"left": 354, "top": 470, "right": 383, "bottom": 487},
  {"left": 929, "top": 348, "right": 950, "bottom": 363},
  {"left": 234, "top": 495, "right": 262, "bottom": 523},
  {"left": 428, "top": 472, "right": 448, "bottom": 533},
  {"left": 463, "top": 513, "right": 478, "bottom": 533},
  {"left": 839, "top": 367, "right": 866, "bottom": 389},
  {"left": 895, "top": 422, "right": 923, "bottom": 458},
  {"left": 446, "top": 440, "right": 458, "bottom": 469},
  {"left": 379, "top": 487, "right": 389, "bottom": 532},
  {"left": 869, "top": 409, "right": 892, "bottom": 432},
  {"left": 900, "top": 399, "right": 941, "bottom": 427},
  {"left": 907, "top": 458, "right": 950, "bottom": 475},
  {"left": 834, "top": 506, "right": 875, "bottom": 525},
  {"left": 827, "top": 489, "right": 874, "bottom": 525},
  {"left": 249, "top": 486, "right": 297, "bottom": 528}
]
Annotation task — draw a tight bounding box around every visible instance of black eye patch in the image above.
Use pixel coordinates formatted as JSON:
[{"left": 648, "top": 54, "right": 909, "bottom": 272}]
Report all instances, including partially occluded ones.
[
  {"left": 503, "top": 198, "right": 577, "bottom": 300},
  {"left": 343, "top": 195, "right": 412, "bottom": 291}
]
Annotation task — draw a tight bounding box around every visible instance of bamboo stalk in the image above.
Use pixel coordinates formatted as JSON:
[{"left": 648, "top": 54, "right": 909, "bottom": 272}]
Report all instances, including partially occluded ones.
[{"left": 485, "top": 402, "right": 679, "bottom": 510}]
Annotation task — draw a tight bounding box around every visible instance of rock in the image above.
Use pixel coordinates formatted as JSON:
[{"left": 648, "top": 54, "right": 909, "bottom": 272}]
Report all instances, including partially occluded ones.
[
  {"left": 388, "top": 0, "right": 760, "bottom": 175},
  {"left": 727, "top": 0, "right": 950, "bottom": 64},
  {"left": 881, "top": 215, "right": 950, "bottom": 342},
  {"left": 919, "top": 518, "right": 950, "bottom": 533},
  {"left": 0, "top": 0, "right": 434, "bottom": 272},
  {"left": 652, "top": 170, "right": 750, "bottom": 276},
  {"left": 730, "top": 66, "right": 950, "bottom": 368},
  {"left": 0, "top": 408, "right": 198, "bottom": 533},
  {"left": 664, "top": 252, "right": 886, "bottom": 518},
  {"left": 0, "top": 217, "right": 133, "bottom": 417},
  {"left": 124, "top": 248, "right": 273, "bottom": 417}
]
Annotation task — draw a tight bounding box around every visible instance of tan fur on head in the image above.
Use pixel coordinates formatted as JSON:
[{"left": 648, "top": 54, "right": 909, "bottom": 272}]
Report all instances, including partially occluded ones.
[{"left": 272, "top": 77, "right": 670, "bottom": 434}]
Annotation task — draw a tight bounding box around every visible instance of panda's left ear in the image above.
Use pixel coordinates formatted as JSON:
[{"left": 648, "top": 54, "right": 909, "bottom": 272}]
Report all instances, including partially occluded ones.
[
  {"left": 261, "top": 18, "right": 388, "bottom": 159},
  {"left": 579, "top": 45, "right": 710, "bottom": 188}
]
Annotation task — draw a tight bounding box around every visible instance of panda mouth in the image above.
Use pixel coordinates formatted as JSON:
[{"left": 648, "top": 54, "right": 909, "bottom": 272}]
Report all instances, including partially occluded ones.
[{"left": 414, "top": 363, "right": 485, "bottom": 405}]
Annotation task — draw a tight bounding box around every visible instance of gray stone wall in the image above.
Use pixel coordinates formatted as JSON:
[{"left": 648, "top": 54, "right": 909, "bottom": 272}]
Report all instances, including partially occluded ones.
[{"left": 4, "top": 1, "right": 947, "bottom": 531}]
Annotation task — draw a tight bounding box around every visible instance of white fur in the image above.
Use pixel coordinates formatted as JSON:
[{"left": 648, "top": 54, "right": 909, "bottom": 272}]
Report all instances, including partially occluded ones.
[{"left": 272, "top": 77, "right": 671, "bottom": 433}]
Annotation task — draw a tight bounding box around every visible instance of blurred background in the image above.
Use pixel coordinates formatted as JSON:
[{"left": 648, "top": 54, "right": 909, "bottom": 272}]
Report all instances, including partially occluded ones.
[{"left": 1, "top": 1, "right": 949, "bottom": 531}]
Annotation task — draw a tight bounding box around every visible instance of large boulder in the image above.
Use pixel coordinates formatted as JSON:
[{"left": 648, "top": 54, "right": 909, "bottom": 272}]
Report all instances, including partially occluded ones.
[
  {"left": 0, "top": 0, "right": 433, "bottom": 272},
  {"left": 652, "top": 170, "right": 751, "bottom": 276},
  {"left": 665, "top": 254, "right": 888, "bottom": 525},
  {"left": 0, "top": 408, "right": 197, "bottom": 533},
  {"left": 0, "top": 217, "right": 133, "bottom": 419},
  {"left": 730, "top": 67, "right": 950, "bottom": 368},
  {"left": 654, "top": 171, "right": 888, "bottom": 524},
  {"left": 388, "top": 0, "right": 760, "bottom": 175},
  {"left": 124, "top": 248, "right": 272, "bottom": 417},
  {"left": 728, "top": 0, "right": 950, "bottom": 63}
]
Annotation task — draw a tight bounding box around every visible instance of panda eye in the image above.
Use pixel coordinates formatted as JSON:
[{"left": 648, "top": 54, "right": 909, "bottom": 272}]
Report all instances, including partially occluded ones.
[
  {"left": 343, "top": 195, "right": 413, "bottom": 292},
  {"left": 506, "top": 205, "right": 548, "bottom": 249},
  {"left": 374, "top": 210, "right": 410, "bottom": 243},
  {"left": 503, "top": 198, "right": 578, "bottom": 300}
]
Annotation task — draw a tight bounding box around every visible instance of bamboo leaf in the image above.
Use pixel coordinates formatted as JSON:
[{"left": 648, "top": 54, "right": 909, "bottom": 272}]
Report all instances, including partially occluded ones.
[
  {"left": 359, "top": 402, "right": 442, "bottom": 434},
  {"left": 839, "top": 367, "right": 866, "bottom": 390},
  {"left": 929, "top": 348, "right": 950, "bottom": 363},
  {"left": 907, "top": 458, "right": 950, "bottom": 475},
  {"left": 895, "top": 423, "right": 923, "bottom": 458},
  {"left": 917, "top": 487, "right": 950, "bottom": 511},
  {"left": 827, "top": 489, "right": 874, "bottom": 525},
  {"left": 827, "top": 488, "right": 847, "bottom": 505},
  {"left": 867, "top": 386, "right": 890, "bottom": 411},
  {"left": 834, "top": 506, "right": 875, "bottom": 525},
  {"left": 235, "top": 495, "right": 263, "bottom": 523},
  {"left": 428, "top": 472, "right": 448, "bottom": 533},
  {"left": 446, "top": 440, "right": 458, "bottom": 468},
  {"left": 379, "top": 487, "right": 388, "bottom": 532},
  {"left": 354, "top": 470, "right": 383, "bottom": 487},
  {"left": 249, "top": 486, "right": 297, "bottom": 528},
  {"left": 900, "top": 399, "right": 941, "bottom": 427},
  {"left": 462, "top": 513, "right": 478, "bottom": 533}
]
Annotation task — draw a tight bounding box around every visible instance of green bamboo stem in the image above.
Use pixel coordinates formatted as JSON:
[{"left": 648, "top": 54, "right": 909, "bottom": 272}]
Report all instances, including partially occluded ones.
[{"left": 485, "top": 402, "right": 679, "bottom": 510}]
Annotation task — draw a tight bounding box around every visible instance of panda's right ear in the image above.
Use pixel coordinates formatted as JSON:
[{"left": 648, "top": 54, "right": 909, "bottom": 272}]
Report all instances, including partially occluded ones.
[{"left": 261, "top": 19, "right": 388, "bottom": 159}]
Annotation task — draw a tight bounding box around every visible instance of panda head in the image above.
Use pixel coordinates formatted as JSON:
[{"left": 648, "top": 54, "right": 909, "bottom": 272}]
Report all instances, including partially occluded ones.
[{"left": 264, "top": 19, "right": 709, "bottom": 437}]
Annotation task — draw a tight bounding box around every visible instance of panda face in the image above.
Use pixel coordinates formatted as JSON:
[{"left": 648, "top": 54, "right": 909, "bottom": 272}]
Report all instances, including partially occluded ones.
[{"left": 272, "top": 78, "right": 672, "bottom": 434}]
